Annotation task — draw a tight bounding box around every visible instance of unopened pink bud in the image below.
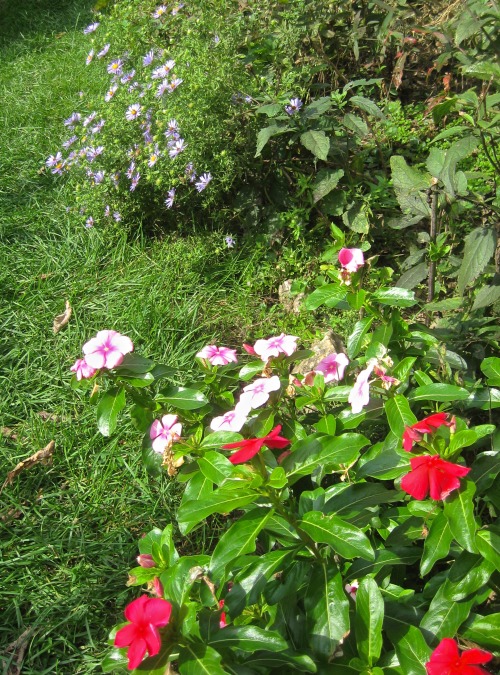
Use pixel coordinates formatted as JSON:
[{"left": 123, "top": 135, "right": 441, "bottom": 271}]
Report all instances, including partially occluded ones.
[
  {"left": 242, "top": 343, "right": 256, "bottom": 355},
  {"left": 152, "top": 577, "right": 164, "bottom": 597},
  {"left": 137, "top": 554, "right": 156, "bottom": 568}
]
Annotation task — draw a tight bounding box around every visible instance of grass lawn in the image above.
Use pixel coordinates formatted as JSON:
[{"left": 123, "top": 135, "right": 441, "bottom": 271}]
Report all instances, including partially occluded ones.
[{"left": 0, "top": 2, "right": 315, "bottom": 671}]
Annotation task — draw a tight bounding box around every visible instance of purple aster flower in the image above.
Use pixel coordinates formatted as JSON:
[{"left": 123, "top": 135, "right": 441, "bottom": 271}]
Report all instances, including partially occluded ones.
[
  {"left": 66, "top": 151, "right": 77, "bottom": 166},
  {"left": 185, "top": 162, "right": 196, "bottom": 182},
  {"left": 83, "top": 112, "right": 97, "bottom": 127},
  {"left": 128, "top": 82, "right": 140, "bottom": 93},
  {"left": 97, "top": 43, "right": 110, "bottom": 59},
  {"left": 85, "top": 216, "right": 94, "bottom": 228},
  {"left": 195, "top": 172, "right": 212, "bottom": 192},
  {"left": 285, "top": 97, "right": 303, "bottom": 115},
  {"left": 125, "top": 104, "right": 141, "bottom": 121},
  {"left": 130, "top": 173, "right": 140, "bottom": 191},
  {"left": 64, "top": 112, "right": 81, "bottom": 127},
  {"left": 126, "top": 161, "right": 136, "bottom": 179},
  {"left": 143, "top": 50, "right": 155, "bottom": 67},
  {"left": 120, "top": 70, "right": 135, "bottom": 84},
  {"left": 167, "top": 77, "right": 183, "bottom": 92},
  {"left": 104, "top": 205, "right": 111, "bottom": 217},
  {"left": 168, "top": 139, "right": 186, "bottom": 158},
  {"left": 148, "top": 146, "right": 161, "bottom": 167},
  {"left": 225, "top": 236, "right": 235, "bottom": 248},
  {"left": 164, "top": 119, "right": 179, "bottom": 138},
  {"left": 107, "top": 59, "right": 123, "bottom": 76},
  {"left": 152, "top": 5, "right": 168, "bottom": 19},
  {"left": 83, "top": 23, "right": 100, "bottom": 34},
  {"left": 105, "top": 85, "right": 117, "bottom": 102},
  {"left": 46, "top": 152, "right": 62, "bottom": 168},
  {"left": 214, "top": 35, "right": 220, "bottom": 44},
  {"left": 113, "top": 211, "right": 122, "bottom": 222},
  {"left": 143, "top": 129, "right": 153, "bottom": 144},
  {"left": 245, "top": 95, "right": 252, "bottom": 103},
  {"left": 62, "top": 136, "right": 78, "bottom": 149},
  {"left": 86, "top": 146, "right": 104, "bottom": 162},
  {"left": 91, "top": 119, "right": 105, "bottom": 134},
  {"left": 164, "top": 188, "right": 175, "bottom": 208},
  {"left": 111, "top": 172, "right": 120, "bottom": 188},
  {"left": 86, "top": 49, "right": 94, "bottom": 66},
  {"left": 152, "top": 61, "right": 175, "bottom": 79},
  {"left": 171, "top": 4, "right": 184, "bottom": 15},
  {"left": 156, "top": 80, "right": 169, "bottom": 98},
  {"left": 93, "top": 170, "right": 105, "bottom": 184}
]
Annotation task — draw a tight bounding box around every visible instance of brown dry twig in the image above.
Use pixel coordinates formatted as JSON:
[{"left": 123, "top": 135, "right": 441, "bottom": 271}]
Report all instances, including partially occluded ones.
[{"left": 1, "top": 441, "right": 55, "bottom": 494}]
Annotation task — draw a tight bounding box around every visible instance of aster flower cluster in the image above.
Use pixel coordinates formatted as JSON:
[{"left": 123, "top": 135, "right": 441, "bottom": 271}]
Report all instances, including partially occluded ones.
[{"left": 45, "top": 5, "right": 213, "bottom": 229}]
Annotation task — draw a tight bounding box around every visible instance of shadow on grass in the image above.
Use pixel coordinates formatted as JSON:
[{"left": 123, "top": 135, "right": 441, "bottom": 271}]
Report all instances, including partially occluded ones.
[{"left": 0, "top": 0, "right": 97, "bottom": 49}]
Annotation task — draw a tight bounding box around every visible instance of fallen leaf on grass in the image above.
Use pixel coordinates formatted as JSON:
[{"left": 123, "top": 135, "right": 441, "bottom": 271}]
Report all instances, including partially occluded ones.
[
  {"left": 3, "top": 626, "right": 37, "bottom": 675},
  {"left": 37, "top": 411, "right": 61, "bottom": 423},
  {"left": 1, "top": 441, "right": 55, "bottom": 493},
  {"left": 53, "top": 300, "right": 72, "bottom": 333},
  {"left": 2, "top": 427, "right": 18, "bottom": 440}
]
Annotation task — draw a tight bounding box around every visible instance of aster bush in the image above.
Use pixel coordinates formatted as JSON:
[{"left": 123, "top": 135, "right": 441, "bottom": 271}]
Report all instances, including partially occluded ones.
[{"left": 72, "top": 252, "right": 499, "bottom": 674}]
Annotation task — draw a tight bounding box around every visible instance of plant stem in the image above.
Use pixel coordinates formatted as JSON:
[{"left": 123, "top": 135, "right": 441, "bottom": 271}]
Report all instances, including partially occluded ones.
[{"left": 427, "top": 184, "right": 438, "bottom": 308}]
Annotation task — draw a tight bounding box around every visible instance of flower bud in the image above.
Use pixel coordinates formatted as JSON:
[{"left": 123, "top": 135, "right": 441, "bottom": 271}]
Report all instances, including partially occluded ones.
[{"left": 137, "top": 554, "right": 156, "bottom": 568}]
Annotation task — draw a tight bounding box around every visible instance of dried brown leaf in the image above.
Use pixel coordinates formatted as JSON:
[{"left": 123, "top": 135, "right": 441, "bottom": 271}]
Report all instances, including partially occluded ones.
[
  {"left": 53, "top": 300, "right": 72, "bottom": 334},
  {"left": 1, "top": 441, "right": 55, "bottom": 493},
  {"left": 392, "top": 52, "right": 407, "bottom": 90}
]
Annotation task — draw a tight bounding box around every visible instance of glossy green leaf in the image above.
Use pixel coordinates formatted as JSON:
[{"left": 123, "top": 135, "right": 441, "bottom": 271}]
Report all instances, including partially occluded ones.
[
  {"left": 238, "top": 361, "right": 265, "bottom": 381},
  {"left": 443, "top": 551, "right": 495, "bottom": 601},
  {"left": 97, "top": 386, "right": 126, "bottom": 436},
  {"left": 158, "top": 386, "right": 208, "bottom": 410},
  {"left": 419, "top": 584, "right": 475, "bottom": 641},
  {"left": 160, "top": 554, "right": 210, "bottom": 606},
  {"left": 197, "top": 451, "right": 235, "bottom": 485},
  {"left": 209, "top": 625, "right": 288, "bottom": 652},
  {"left": 384, "top": 395, "right": 417, "bottom": 439},
  {"left": 443, "top": 480, "right": 478, "bottom": 553},
  {"left": 200, "top": 431, "right": 243, "bottom": 449},
  {"left": 476, "top": 527, "right": 500, "bottom": 573},
  {"left": 348, "top": 546, "right": 421, "bottom": 578},
  {"left": 481, "top": 357, "right": 500, "bottom": 386},
  {"left": 392, "top": 625, "right": 431, "bottom": 675},
  {"left": 347, "top": 317, "right": 374, "bottom": 359},
  {"left": 461, "top": 612, "right": 500, "bottom": 649},
  {"left": 355, "top": 578, "right": 384, "bottom": 666},
  {"left": 372, "top": 287, "right": 417, "bottom": 307},
  {"left": 304, "top": 284, "right": 348, "bottom": 310},
  {"left": 300, "top": 512, "right": 374, "bottom": 559},
  {"left": 210, "top": 508, "right": 274, "bottom": 583},
  {"left": 242, "top": 650, "right": 316, "bottom": 672},
  {"left": 178, "top": 642, "right": 228, "bottom": 675},
  {"left": 469, "top": 450, "right": 500, "bottom": 493},
  {"left": 420, "top": 511, "right": 453, "bottom": 576},
  {"left": 178, "top": 487, "right": 256, "bottom": 526},
  {"left": 116, "top": 371, "right": 155, "bottom": 387},
  {"left": 315, "top": 414, "right": 336, "bottom": 436},
  {"left": 408, "top": 383, "right": 470, "bottom": 402},
  {"left": 114, "top": 353, "right": 154, "bottom": 374},
  {"left": 324, "top": 483, "right": 398, "bottom": 520},
  {"left": 304, "top": 563, "right": 349, "bottom": 660}
]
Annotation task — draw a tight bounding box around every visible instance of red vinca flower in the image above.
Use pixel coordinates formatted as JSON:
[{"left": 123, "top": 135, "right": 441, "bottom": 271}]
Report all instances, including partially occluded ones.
[
  {"left": 426, "top": 638, "right": 492, "bottom": 675},
  {"left": 114, "top": 595, "right": 172, "bottom": 670},
  {"left": 402, "top": 412, "right": 453, "bottom": 452},
  {"left": 401, "top": 455, "right": 470, "bottom": 501},
  {"left": 222, "top": 425, "right": 290, "bottom": 465}
]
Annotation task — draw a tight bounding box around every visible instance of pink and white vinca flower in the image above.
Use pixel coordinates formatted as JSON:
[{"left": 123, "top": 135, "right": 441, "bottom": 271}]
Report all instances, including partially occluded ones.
[
  {"left": 82, "top": 330, "right": 133, "bottom": 370},
  {"left": 150, "top": 415, "right": 182, "bottom": 454},
  {"left": 196, "top": 345, "right": 238, "bottom": 366},
  {"left": 210, "top": 402, "right": 250, "bottom": 432},
  {"left": 348, "top": 359, "right": 376, "bottom": 414},
  {"left": 253, "top": 334, "right": 298, "bottom": 362},
  {"left": 313, "top": 352, "right": 349, "bottom": 383},
  {"left": 240, "top": 375, "right": 281, "bottom": 410},
  {"left": 338, "top": 248, "right": 364, "bottom": 273},
  {"left": 70, "top": 358, "right": 97, "bottom": 381}
]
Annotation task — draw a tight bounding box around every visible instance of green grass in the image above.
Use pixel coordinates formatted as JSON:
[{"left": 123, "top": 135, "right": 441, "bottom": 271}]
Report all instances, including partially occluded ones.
[{"left": 0, "top": 2, "right": 316, "bottom": 672}]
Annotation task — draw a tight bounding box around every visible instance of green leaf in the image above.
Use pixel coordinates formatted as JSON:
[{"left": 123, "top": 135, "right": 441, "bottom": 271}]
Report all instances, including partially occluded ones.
[
  {"left": 315, "top": 414, "right": 336, "bottom": 436},
  {"left": 300, "top": 512, "right": 374, "bottom": 559},
  {"left": 396, "top": 263, "right": 428, "bottom": 290},
  {"left": 372, "top": 287, "right": 417, "bottom": 307},
  {"left": 313, "top": 169, "right": 344, "bottom": 203},
  {"left": 178, "top": 487, "right": 255, "bottom": 527},
  {"left": 303, "top": 96, "right": 332, "bottom": 119},
  {"left": 355, "top": 578, "right": 384, "bottom": 666},
  {"left": 476, "top": 527, "right": 500, "bottom": 573},
  {"left": 443, "top": 480, "right": 478, "bottom": 553},
  {"left": 420, "top": 511, "right": 453, "bottom": 576},
  {"left": 439, "top": 136, "right": 478, "bottom": 197},
  {"left": 304, "top": 284, "right": 348, "bottom": 310},
  {"left": 97, "top": 387, "right": 126, "bottom": 436},
  {"left": 461, "top": 612, "right": 500, "bottom": 649},
  {"left": 343, "top": 112, "right": 368, "bottom": 137},
  {"left": 392, "top": 625, "right": 431, "bottom": 675},
  {"left": 158, "top": 386, "right": 208, "bottom": 410},
  {"left": 200, "top": 431, "right": 243, "bottom": 450},
  {"left": 481, "top": 357, "right": 500, "bottom": 386},
  {"left": 347, "top": 317, "right": 374, "bottom": 359},
  {"left": 209, "top": 508, "right": 274, "bottom": 583},
  {"left": 197, "top": 451, "right": 235, "bottom": 485},
  {"left": 242, "top": 650, "right": 317, "bottom": 672},
  {"left": 300, "top": 130, "right": 330, "bottom": 160},
  {"left": 238, "top": 361, "right": 265, "bottom": 381},
  {"left": 408, "top": 383, "right": 470, "bottom": 402},
  {"left": 178, "top": 642, "right": 228, "bottom": 675},
  {"left": 443, "top": 551, "right": 495, "bottom": 601},
  {"left": 424, "top": 297, "right": 463, "bottom": 311},
  {"left": 472, "top": 280, "right": 500, "bottom": 310},
  {"left": 114, "top": 353, "right": 154, "bottom": 374},
  {"left": 304, "top": 563, "right": 349, "bottom": 660},
  {"left": 255, "top": 124, "right": 288, "bottom": 157},
  {"left": 469, "top": 450, "right": 500, "bottom": 493},
  {"left": 209, "top": 625, "right": 288, "bottom": 652},
  {"left": 116, "top": 371, "right": 155, "bottom": 387},
  {"left": 419, "top": 584, "right": 475, "bottom": 641},
  {"left": 348, "top": 546, "right": 420, "bottom": 578},
  {"left": 457, "top": 227, "right": 496, "bottom": 295},
  {"left": 324, "top": 483, "right": 398, "bottom": 520},
  {"left": 256, "top": 103, "right": 283, "bottom": 117},
  {"left": 349, "top": 95, "right": 385, "bottom": 118},
  {"left": 390, "top": 155, "right": 431, "bottom": 219},
  {"left": 384, "top": 395, "right": 417, "bottom": 439}
]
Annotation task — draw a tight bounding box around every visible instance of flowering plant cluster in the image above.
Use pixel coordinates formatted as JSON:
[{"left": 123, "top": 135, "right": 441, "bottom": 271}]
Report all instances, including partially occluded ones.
[
  {"left": 45, "top": 0, "right": 255, "bottom": 229},
  {"left": 72, "top": 250, "right": 499, "bottom": 674}
]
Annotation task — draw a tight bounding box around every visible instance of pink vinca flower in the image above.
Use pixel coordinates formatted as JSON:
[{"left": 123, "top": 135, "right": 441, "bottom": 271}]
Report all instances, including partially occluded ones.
[
  {"left": 240, "top": 375, "right": 281, "bottom": 410},
  {"left": 70, "top": 358, "right": 97, "bottom": 381},
  {"left": 253, "top": 334, "right": 298, "bottom": 362},
  {"left": 348, "top": 361, "right": 376, "bottom": 414},
  {"left": 196, "top": 345, "right": 238, "bottom": 366},
  {"left": 338, "top": 248, "right": 364, "bottom": 273},
  {"left": 150, "top": 415, "right": 182, "bottom": 454},
  {"left": 210, "top": 402, "right": 250, "bottom": 432},
  {"left": 345, "top": 580, "right": 359, "bottom": 601},
  {"left": 82, "top": 330, "right": 133, "bottom": 369},
  {"left": 314, "top": 352, "right": 349, "bottom": 383},
  {"left": 114, "top": 595, "right": 172, "bottom": 670}
]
